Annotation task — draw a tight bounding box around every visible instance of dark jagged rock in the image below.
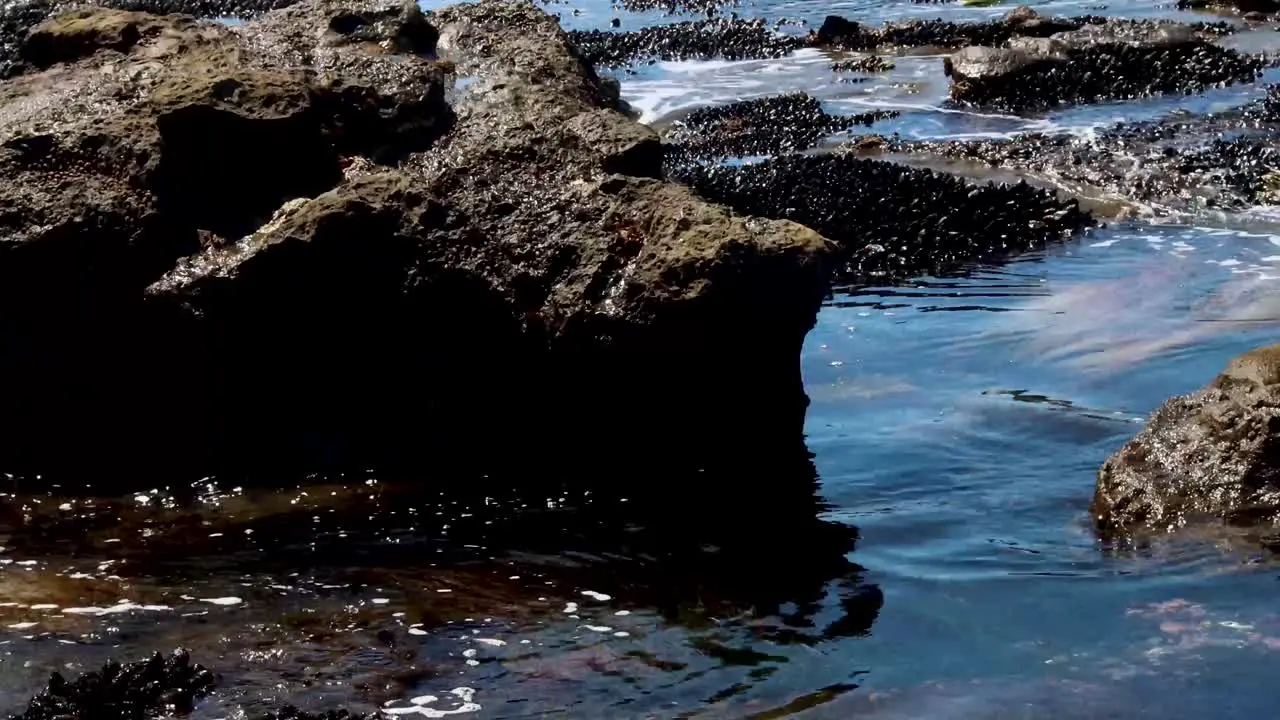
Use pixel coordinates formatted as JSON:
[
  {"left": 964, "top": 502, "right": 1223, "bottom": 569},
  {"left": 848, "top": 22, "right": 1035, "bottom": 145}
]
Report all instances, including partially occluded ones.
[
  {"left": 831, "top": 55, "right": 894, "bottom": 73},
  {"left": 13, "top": 650, "right": 215, "bottom": 720},
  {"left": 0, "top": 0, "right": 833, "bottom": 481},
  {"left": 568, "top": 17, "right": 806, "bottom": 66},
  {"left": 1094, "top": 345, "right": 1280, "bottom": 538},
  {"left": 663, "top": 93, "right": 899, "bottom": 162},
  {"left": 672, "top": 152, "right": 1095, "bottom": 285},
  {"left": 945, "top": 20, "right": 1263, "bottom": 110}
]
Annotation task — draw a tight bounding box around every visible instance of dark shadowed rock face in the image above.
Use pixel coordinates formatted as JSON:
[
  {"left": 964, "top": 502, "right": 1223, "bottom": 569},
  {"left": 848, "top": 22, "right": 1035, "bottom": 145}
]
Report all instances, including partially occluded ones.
[
  {"left": 14, "top": 650, "right": 215, "bottom": 720},
  {"left": 0, "top": 0, "right": 833, "bottom": 482},
  {"left": 1094, "top": 345, "right": 1280, "bottom": 539},
  {"left": 944, "top": 18, "right": 1261, "bottom": 110}
]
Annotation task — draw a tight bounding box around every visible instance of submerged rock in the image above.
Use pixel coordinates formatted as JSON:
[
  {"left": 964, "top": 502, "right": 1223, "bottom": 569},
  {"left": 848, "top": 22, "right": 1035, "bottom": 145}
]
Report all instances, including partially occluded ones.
[
  {"left": 13, "top": 650, "right": 215, "bottom": 720},
  {"left": 663, "top": 93, "right": 899, "bottom": 163},
  {"left": 1094, "top": 345, "right": 1280, "bottom": 538},
  {"left": 889, "top": 86, "right": 1280, "bottom": 211},
  {"left": 673, "top": 152, "right": 1095, "bottom": 285},
  {"left": 0, "top": 0, "right": 833, "bottom": 480},
  {"left": 944, "top": 18, "right": 1261, "bottom": 110}
]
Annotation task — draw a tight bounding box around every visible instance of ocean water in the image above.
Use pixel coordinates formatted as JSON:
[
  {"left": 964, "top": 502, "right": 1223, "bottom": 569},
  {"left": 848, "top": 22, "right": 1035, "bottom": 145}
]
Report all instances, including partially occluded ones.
[{"left": 2, "top": 0, "right": 1280, "bottom": 717}]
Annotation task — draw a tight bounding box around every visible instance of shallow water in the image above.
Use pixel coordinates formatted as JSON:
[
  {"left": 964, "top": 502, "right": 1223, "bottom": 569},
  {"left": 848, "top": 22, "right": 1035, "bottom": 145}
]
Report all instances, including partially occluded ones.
[{"left": 5, "top": 0, "right": 1280, "bottom": 717}]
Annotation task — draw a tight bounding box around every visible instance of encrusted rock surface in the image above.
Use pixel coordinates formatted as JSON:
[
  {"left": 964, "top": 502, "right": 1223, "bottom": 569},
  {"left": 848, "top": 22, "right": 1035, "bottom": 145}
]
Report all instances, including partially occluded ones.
[
  {"left": 887, "top": 84, "right": 1280, "bottom": 212},
  {"left": 13, "top": 650, "right": 215, "bottom": 720},
  {"left": 944, "top": 17, "right": 1262, "bottom": 110},
  {"left": 0, "top": 0, "right": 833, "bottom": 480},
  {"left": 663, "top": 93, "right": 899, "bottom": 162},
  {"left": 671, "top": 152, "right": 1095, "bottom": 284},
  {"left": 568, "top": 17, "right": 806, "bottom": 66},
  {"left": 1094, "top": 345, "right": 1280, "bottom": 538}
]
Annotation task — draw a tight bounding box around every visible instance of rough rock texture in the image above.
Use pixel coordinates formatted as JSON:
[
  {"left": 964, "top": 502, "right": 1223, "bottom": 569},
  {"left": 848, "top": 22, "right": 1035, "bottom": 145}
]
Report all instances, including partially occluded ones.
[
  {"left": 944, "top": 18, "right": 1262, "bottom": 110},
  {"left": 13, "top": 650, "right": 215, "bottom": 720},
  {"left": 663, "top": 93, "right": 899, "bottom": 163},
  {"left": 0, "top": 0, "right": 305, "bottom": 79},
  {"left": 0, "top": 0, "right": 833, "bottom": 480},
  {"left": 568, "top": 17, "right": 806, "bottom": 66},
  {"left": 814, "top": 8, "right": 1095, "bottom": 51},
  {"left": 672, "top": 152, "right": 1095, "bottom": 285},
  {"left": 888, "top": 84, "right": 1280, "bottom": 212},
  {"left": 1178, "top": 0, "right": 1280, "bottom": 14},
  {"left": 1094, "top": 345, "right": 1280, "bottom": 537}
]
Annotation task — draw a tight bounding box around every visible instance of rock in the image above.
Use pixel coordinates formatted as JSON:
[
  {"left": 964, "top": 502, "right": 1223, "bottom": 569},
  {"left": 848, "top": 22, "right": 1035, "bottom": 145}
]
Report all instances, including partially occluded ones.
[
  {"left": 0, "top": 0, "right": 834, "bottom": 480},
  {"left": 568, "top": 17, "right": 806, "bottom": 67},
  {"left": 14, "top": 650, "right": 215, "bottom": 720},
  {"left": 945, "top": 19, "right": 1262, "bottom": 110},
  {"left": 830, "top": 55, "right": 894, "bottom": 73},
  {"left": 1093, "top": 345, "right": 1280, "bottom": 536},
  {"left": 671, "top": 152, "right": 1095, "bottom": 285},
  {"left": 814, "top": 9, "right": 1101, "bottom": 52},
  {"left": 888, "top": 84, "right": 1280, "bottom": 211},
  {"left": 663, "top": 93, "right": 899, "bottom": 164},
  {"left": 1179, "top": 0, "right": 1280, "bottom": 14}
]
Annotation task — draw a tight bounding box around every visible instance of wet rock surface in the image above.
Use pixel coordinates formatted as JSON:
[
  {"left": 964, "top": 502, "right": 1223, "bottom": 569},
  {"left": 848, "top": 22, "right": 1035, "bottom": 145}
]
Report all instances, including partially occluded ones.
[
  {"left": 672, "top": 152, "right": 1095, "bottom": 285},
  {"left": 944, "top": 17, "right": 1263, "bottom": 110},
  {"left": 889, "top": 85, "right": 1280, "bottom": 211},
  {"left": 814, "top": 9, "right": 1098, "bottom": 51},
  {"left": 568, "top": 17, "right": 806, "bottom": 66},
  {"left": 0, "top": 0, "right": 833, "bottom": 481},
  {"left": 13, "top": 650, "right": 215, "bottom": 720},
  {"left": 664, "top": 93, "right": 899, "bottom": 162},
  {"left": 1093, "top": 345, "right": 1280, "bottom": 539}
]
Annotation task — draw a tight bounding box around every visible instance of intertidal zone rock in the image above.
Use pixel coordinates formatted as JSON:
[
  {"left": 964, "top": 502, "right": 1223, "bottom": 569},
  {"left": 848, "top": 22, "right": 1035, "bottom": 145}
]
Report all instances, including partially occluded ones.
[
  {"left": 1094, "top": 345, "right": 1280, "bottom": 537},
  {"left": 0, "top": 0, "right": 833, "bottom": 481},
  {"left": 943, "top": 15, "right": 1261, "bottom": 110}
]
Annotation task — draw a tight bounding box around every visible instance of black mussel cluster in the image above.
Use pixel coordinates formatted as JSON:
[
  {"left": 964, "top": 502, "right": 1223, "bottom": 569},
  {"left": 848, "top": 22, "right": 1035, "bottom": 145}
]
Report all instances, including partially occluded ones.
[
  {"left": 664, "top": 93, "right": 899, "bottom": 163},
  {"left": 569, "top": 17, "right": 806, "bottom": 66},
  {"left": 814, "top": 13, "right": 1095, "bottom": 51},
  {"left": 831, "top": 55, "right": 895, "bottom": 73},
  {"left": 672, "top": 154, "right": 1095, "bottom": 285},
  {"left": 611, "top": 0, "right": 738, "bottom": 16},
  {"left": 950, "top": 41, "right": 1265, "bottom": 110},
  {"left": 256, "top": 708, "right": 372, "bottom": 720},
  {"left": 13, "top": 650, "right": 216, "bottom": 720}
]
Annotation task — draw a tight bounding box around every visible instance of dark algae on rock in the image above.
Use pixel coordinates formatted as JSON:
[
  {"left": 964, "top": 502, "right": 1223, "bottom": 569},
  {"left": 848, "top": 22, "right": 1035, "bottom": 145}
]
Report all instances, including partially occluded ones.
[
  {"left": 12, "top": 650, "right": 215, "bottom": 720},
  {"left": 1094, "top": 345, "right": 1280, "bottom": 539}
]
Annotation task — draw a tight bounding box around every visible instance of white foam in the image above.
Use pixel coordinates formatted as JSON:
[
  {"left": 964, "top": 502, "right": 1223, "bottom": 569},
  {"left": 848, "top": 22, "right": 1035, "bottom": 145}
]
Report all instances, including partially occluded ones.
[
  {"left": 201, "top": 597, "right": 242, "bottom": 606},
  {"left": 580, "top": 590, "right": 612, "bottom": 602}
]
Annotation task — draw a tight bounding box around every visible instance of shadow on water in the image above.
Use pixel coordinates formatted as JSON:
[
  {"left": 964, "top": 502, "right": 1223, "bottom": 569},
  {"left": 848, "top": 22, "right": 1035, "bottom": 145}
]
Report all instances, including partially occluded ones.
[{"left": 0, "top": 443, "right": 882, "bottom": 718}]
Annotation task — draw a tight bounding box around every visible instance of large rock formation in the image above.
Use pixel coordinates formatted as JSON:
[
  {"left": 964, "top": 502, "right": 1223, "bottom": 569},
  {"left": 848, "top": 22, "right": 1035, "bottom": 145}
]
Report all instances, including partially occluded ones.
[
  {"left": 1094, "top": 345, "right": 1280, "bottom": 538},
  {"left": 0, "top": 0, "right": 833, "bottom": 481}
]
